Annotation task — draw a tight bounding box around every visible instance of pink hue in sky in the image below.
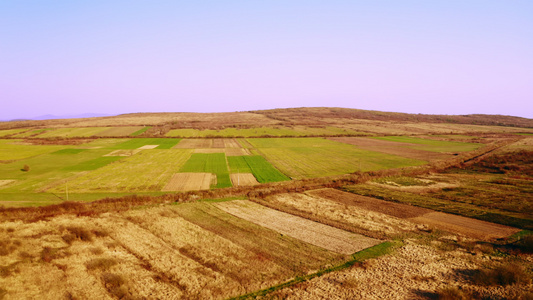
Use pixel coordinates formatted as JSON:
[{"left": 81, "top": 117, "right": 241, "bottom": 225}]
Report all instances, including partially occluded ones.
[{"left": 1, "top": 1, "right": 532, "bottom": 120}]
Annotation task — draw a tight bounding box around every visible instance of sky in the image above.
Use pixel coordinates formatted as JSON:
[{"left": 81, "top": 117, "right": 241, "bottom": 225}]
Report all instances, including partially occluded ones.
[{"left": 1, "top": 1, "right": 532, "bottom": 120}]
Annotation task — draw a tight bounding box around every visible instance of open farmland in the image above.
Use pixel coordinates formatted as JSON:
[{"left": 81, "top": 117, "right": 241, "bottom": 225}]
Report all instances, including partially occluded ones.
[
  {"left": 180, "top": 153, "right": 232, "bottom": 188},
  {"left": 49, "top": 149, "right": 192, "bottom": 193},
  {"left": 109, "top": 138, "right": 181, "bottom": 149},
  {"left": 0, "top": 139, "right": 66, "bottom": 161},
  {"left": 162, "top": 173, "right": 213, "bottom": 191},
  {"left": 216, "top": 200, "right": 381, "bottom": 254},
  {"left": 36, "top": 127, "right": 110, "bottom": 138},
  {"left": 94, "top": 126, "right": 145, "bottom": 137},
  {"left": 166, "top": 126, "right": 365, "bottom": 138},
  {"left": 248, "top": 138, "right": 426, "bottom": 179},
  {"left": 0, "top": 108, "right": 531, "bottom": 299}
]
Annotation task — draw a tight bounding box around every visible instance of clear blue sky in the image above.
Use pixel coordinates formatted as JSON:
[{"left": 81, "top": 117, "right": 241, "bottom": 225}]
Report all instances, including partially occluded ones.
[{"left": 1, "top": 1, "right": 532, "bottom": 120}]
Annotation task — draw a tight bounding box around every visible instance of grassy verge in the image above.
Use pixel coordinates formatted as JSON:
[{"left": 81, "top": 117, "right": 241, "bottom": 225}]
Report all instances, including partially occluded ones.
[{"left": 230, "top": 240, "right": 401, "bottom": 300}]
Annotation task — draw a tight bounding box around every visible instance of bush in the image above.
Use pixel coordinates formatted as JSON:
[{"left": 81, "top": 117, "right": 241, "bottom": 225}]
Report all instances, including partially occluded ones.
[
  {"left": 86, "top": 258, "right": 118, "bottom": 271},
  {"left": 22, "top": 165, "right": 30, "bottom": 172},
  {"left": 472, "top": 263, "right": 531, "bottom": 286}
]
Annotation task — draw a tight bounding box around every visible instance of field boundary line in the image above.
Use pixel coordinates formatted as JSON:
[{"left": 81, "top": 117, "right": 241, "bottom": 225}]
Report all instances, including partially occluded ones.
[{"left": 228, "top": 240, "right": 402, "bottom": 300}]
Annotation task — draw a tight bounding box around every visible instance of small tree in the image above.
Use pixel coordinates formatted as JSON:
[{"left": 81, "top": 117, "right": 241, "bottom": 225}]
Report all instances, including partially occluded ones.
[{"left": 22, "top": 165, "right": 30, "bottom": 172}]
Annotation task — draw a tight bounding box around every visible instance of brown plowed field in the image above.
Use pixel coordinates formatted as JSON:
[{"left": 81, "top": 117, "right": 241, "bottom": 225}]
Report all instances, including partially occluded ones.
[
  {"left": 173, "top": 139, "right": 213, "bottom": 148},
  {"left": 230, "top": 173, "right": 259, "bottom": 186},
  {"left": 161, "top": 173, "right": 212, "bottom": 191},
  {"left": 223, "top": 138, "right": 241, "bottom": 148},
  {"left": 409, "top": 212, "right": 520, "bottom": 240},
  {"left": 212, "top": 139, "right": 225, "bottom": 148},
  {"left": 307, "top": 188, "right": 432, "bottom": 219},
  {"left": 309, "top": 189, "right": 520, "bottom": 240},
  {"left": 215, "top": 200, "right": 381, "bottom": 255},
  {"left": 328, "top": 137, "right": 448, "bottom": 161}
]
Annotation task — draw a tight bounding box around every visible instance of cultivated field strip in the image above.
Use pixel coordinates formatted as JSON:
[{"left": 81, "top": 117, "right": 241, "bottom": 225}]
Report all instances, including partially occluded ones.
[
  {"left": 174, "top": 139, "right": 213, "bottom": 148},
  {"left": 230, "top": 173, "right": 259, "bottom": 186},
  {"left": 410, "top": 212, "right": 520, "bottom": 240},
  {"left": 95, "top": 215, "right": 235, "bottom": 298},
  {"left": 264, "top": 193, "right": 418, "bottom": 237},
  {"left": 51, "top": 149, "right": 193, "bottom": 192},
  {"left": 162, "top": 173, "right": 212, "bottom": 191},
  {"left": 0, "top": 202, "right": 358, "bottom": 298},
  {"left": 328, "top": 137, "right": 448, "bottom": 161},
  {"left": 311, "top": 189, "right": 520, "bottom": 240},
  {"left": 215, "top": 200, "right": 381, "bottom": 254}
]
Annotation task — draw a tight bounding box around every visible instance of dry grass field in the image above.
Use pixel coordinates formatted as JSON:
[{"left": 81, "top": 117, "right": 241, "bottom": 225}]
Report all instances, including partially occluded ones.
[{"left": 0, "top": 108, "right": 531, "bottom": 299}]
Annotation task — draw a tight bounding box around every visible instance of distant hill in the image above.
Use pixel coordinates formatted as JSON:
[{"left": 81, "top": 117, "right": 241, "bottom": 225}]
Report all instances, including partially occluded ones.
[{"left": 0, "top": 107, "right": 531, "bottom": 131}]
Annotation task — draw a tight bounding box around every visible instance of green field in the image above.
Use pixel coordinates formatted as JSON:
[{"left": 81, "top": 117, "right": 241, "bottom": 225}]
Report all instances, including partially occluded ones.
[
  {"left": 229, "top": 155, "right": 289, "bottom": 183},
  {"left": 372, "top": 136, "right": 482, "bottom": 152},
  {"left": 247, "top": 138, "right": 426, "bottom": 179},
  {"left": 11, "top": 129, "right": 51, "bottom": 138},
  {"left": 0, "top": 139, "right": 66, "bottom": 161},
  {"left": 166, "top": 126, "right": 365, "bottom": 138},
  {"left": 0, "top": 129, "right": 30, "bottom": 137},
  {"left": 110, "top": 138, "right": 181, "bottom": 149},
  {"left": 50, "top": 149, "right": 193, "bottom": 193},
  {"left": 181, "top": 153, "right": 232, "bottom": 188}
]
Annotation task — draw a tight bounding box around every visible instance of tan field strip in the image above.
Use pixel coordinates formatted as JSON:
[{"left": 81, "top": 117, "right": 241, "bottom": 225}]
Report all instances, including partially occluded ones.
[
  {"left": 0, "top": 180, "right": 15, "bottom": 188},
  {"left": 328, "top": 137, "right": 448, "bottom": 161},
  {"left": 309, "top": 188, "right": 520, "bottom": 240},
  {"left": 162, "top": 173, "right": 212, "bottom": 191},
  {"left": 225, "top": 148, "right": 250, "bottom": 156},
  {"left": 223, "top": 138, "right": 241, "bottom": 148},
  {"left": 104, "top": 149, "right": 141, "bottom": 156},
  {"left": 194, "top": 148, "right": 225, "bottom": 154},
  {"left": 173, "top": 139, "right": 213, "bottom": 148},
  {"left": 212, "top": 139, "right": 225, "bottom": 148},
  {"left": 230, "top": 173, "right": 259, "bottom": 186},
  {"left": 215, "top": 200, "right": 381, "bottom": 255},
  {"left": 410, "top": 212, "right": 520, "bottom": 240},
  {"left": 137, "top": 144, "right": 159, "bottom": 149}
]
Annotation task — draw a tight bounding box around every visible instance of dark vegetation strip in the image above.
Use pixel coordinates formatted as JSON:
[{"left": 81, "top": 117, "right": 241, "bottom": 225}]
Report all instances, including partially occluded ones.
[
  {"left": 228, "top": 241, "right": 402, "bottom": 300},
  {"left": 0, "top": 139, "right": 517, "bottom": 223}
]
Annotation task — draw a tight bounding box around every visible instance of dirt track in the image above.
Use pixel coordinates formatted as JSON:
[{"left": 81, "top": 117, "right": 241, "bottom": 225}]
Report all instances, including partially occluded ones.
[
  {"left": 161, "top": 173, "right": 212, "bottom": 191},
  {"left": 215, "top": 200, "right": 381, "bottom": 255}
]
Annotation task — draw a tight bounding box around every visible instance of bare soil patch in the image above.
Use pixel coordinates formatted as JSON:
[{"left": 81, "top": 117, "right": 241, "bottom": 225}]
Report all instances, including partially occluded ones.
[
  {"left": 307, "top": 188, "right": 432, "bottom": 219},
  {"left": 328, "top": 137, "right": 448, "bottom": 161},
  {"left": 409, "top": 212, "right": 521, "bottom": 240},
  {"left": 173, "top": 139, "right": 213, "bottom": 149},
  {"left": 137, "top": 145, "right": 158, "bottom": 150},
  {"left": 215, "top": 200, "right": 381, "bottom": 255},
  {"left": 161, "top": 173, "right": 212, "bottom": 191},
  {"left": 0, "top": 180, "right": 15, "bottom": 188},
  {"left": 230, "top": 173, "right": 259, "bottom": 186}
]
